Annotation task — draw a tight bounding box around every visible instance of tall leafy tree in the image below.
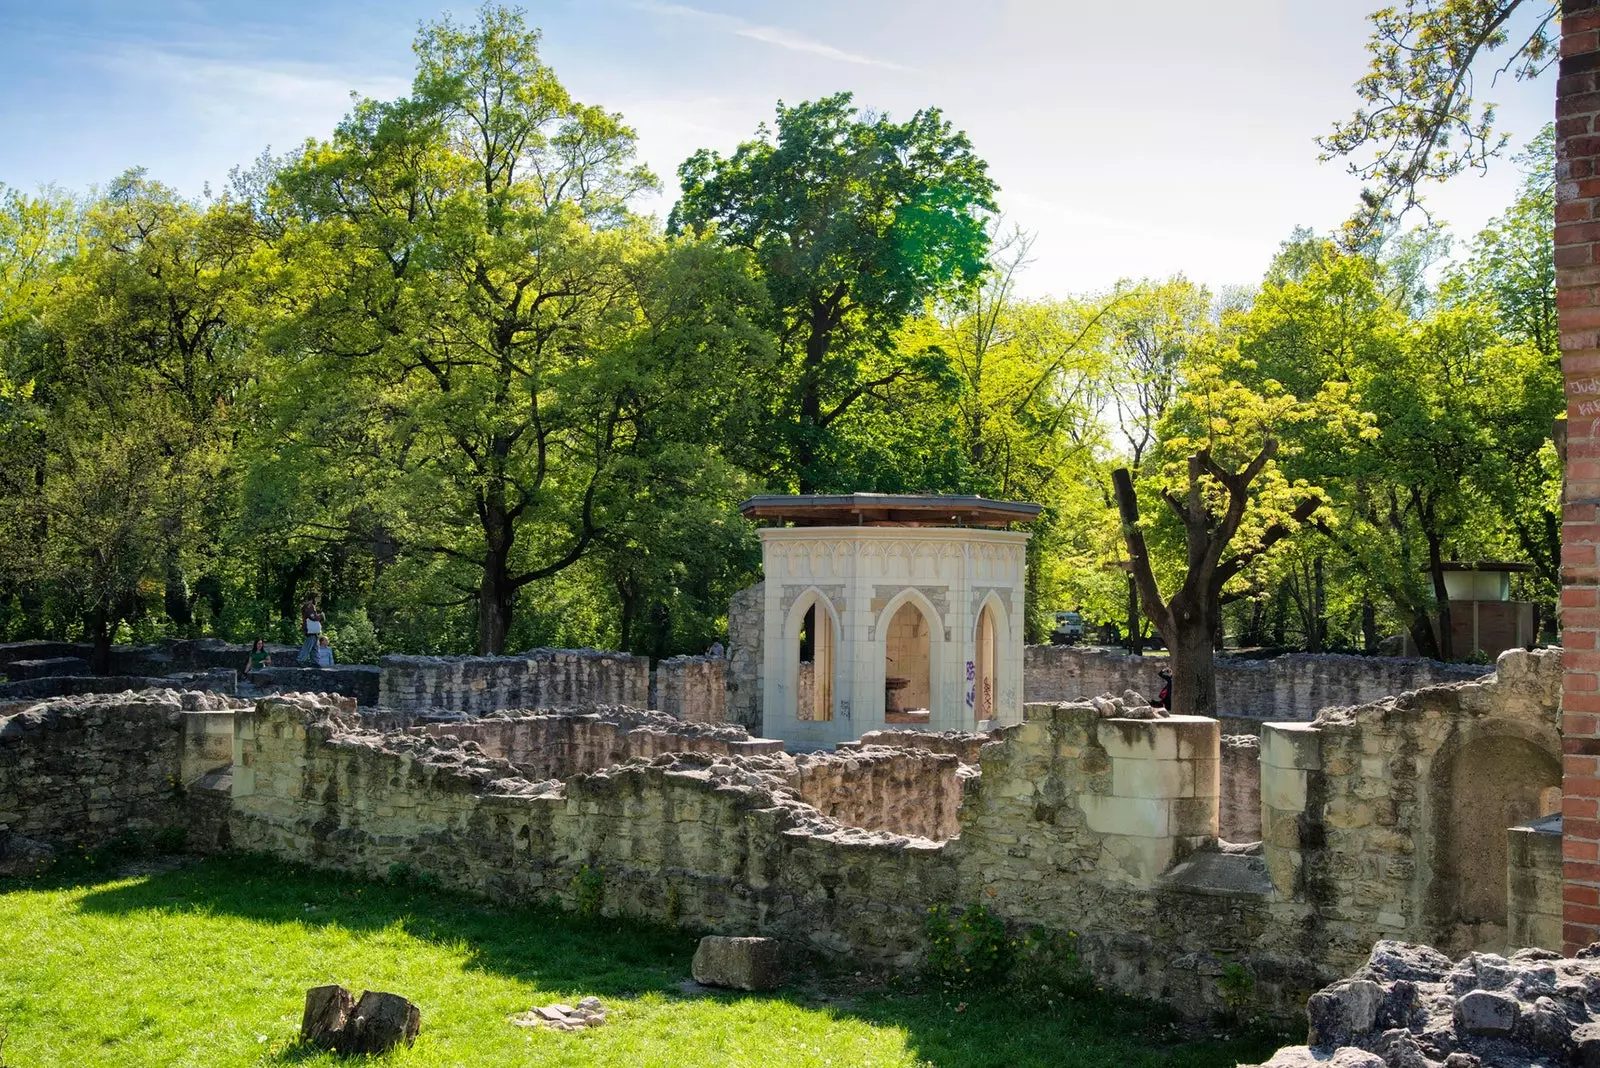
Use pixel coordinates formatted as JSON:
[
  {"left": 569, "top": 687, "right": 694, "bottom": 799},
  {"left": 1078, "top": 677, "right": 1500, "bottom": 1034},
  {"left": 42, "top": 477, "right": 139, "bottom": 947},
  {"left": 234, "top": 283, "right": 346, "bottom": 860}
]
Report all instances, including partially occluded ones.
[
  {"left": 1112, "top": 361, "right": 1373, "bottom": 715},
  {"left": 266, "top": 6, "right": 658, "bottom": 653},
  {"left": 0, "top": 174, "right": 261, "bottom": 664},
  {"left": 670, "top": 93, "right": 998, "bottom": 492}
]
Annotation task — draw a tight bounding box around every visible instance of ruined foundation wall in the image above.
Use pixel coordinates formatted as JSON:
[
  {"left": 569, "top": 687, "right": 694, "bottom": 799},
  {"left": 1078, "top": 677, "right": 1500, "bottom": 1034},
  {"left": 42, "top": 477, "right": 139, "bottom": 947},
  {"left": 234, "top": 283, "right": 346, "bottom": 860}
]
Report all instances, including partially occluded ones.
[
  {"left": 787, "top": 747, "right": 968, "bottom": 841},
  {"left": 653, "top": 656, "right": 727, "bottom": 724},
  {"left": 229, "top": 696, "right": 951, "bottom": 970},
  {"left": 1258, "top": 647, "right": 1562, "bottom": 958},
  {"left": 725, "top": 582, "right": 764, "bottom": 732},
  {"left": 1221, "top": 734, "right": 1262, "bottom": 842},
  {"left": 1507, "top": 815, "right": 1562, "bottom": 953},
  {"left": 378, "top": 650, "right": 649, "bottom": 714},
  {"left": 416, "top": 708, "right": 783, "bottom": 780},
  {"left": 0, "top": 690, "right": 242, "bottom": 853},
  {"left": 1023, "top": 646, "right": 1492, "bottom": 725},
  {"left": 844, "top": 728, "right": 991, "bottom": 765},
  {"left": 218, "top": 648, "right": 1560, "bottom": 1021}
]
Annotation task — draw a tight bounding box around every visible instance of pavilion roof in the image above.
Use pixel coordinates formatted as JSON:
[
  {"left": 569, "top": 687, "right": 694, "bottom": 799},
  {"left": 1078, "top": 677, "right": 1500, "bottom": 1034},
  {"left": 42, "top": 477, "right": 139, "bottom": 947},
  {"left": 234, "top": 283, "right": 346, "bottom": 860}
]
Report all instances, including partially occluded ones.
[{"left": 738, "top": 493, "right": 1042, "bottom": 529}]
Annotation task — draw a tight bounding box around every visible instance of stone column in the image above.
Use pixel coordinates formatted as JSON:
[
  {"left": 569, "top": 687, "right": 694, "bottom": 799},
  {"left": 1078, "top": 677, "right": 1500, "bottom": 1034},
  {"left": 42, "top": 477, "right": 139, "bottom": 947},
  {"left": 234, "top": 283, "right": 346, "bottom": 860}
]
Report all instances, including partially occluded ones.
[{"left": 1560, "top": 0, "right": 1600, "bottom": 952}]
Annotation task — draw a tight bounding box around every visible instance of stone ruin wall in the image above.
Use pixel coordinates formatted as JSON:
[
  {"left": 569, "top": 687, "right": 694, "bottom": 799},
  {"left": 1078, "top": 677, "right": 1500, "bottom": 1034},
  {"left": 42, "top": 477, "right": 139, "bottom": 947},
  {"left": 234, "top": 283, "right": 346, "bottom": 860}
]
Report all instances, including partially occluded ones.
[
  {"left": 413, "top": 708, "right": 785, "bottom": 780},
  {"left": 217, "top": 648, "right": 1561, "bottom": 1018},
  {"left": 0, "top": 689, "right": 243, "bottom": 870},
  {"left": 651, "top": 656, "right": 727, "bottom": 724},
  {"left": 1259, "top": 648, "right": 1562, "bottom": 960},
  {"left": 229, "top": 695, "right": 953, "bottom": 970},
  {"left": 2, "top": 646, "right": 1562, "bottom": 1022},
  {"left": 724, "top": 581, "right": 764, "bottom": 731},
  {"left": 1221, "top": 734, "right": 1263, "bottom": 841},
  {"left": 1023, "top": 645, "right": 1493, "bottom": 729},
  {"left": 377, "top": 650, "right": 649, "bottom": 714}
]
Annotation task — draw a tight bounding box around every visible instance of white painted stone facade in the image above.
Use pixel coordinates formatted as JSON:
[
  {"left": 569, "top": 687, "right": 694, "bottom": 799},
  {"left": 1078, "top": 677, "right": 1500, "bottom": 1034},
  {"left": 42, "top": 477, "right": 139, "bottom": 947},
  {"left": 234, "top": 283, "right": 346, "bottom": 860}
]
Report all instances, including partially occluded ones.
[{"left": 757, "top": 526, "right": 1030, "bottom": 744}]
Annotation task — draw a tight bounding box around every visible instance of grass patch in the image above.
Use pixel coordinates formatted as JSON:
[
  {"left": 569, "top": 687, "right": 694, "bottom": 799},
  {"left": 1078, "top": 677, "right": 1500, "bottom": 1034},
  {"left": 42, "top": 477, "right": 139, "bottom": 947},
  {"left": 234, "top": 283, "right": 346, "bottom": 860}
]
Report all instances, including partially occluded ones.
[{"left": 0, "top": 855, "right": 1280, "bottom": 1066}]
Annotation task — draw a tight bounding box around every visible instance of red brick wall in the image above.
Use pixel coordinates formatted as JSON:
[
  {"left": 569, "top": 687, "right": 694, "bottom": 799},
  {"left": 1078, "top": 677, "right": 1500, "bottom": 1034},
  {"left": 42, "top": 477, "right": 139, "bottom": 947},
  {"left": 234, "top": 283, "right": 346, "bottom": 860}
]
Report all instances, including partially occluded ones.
[{"left": 1560, "top": 0, "right": 1600, "bottom": 953}]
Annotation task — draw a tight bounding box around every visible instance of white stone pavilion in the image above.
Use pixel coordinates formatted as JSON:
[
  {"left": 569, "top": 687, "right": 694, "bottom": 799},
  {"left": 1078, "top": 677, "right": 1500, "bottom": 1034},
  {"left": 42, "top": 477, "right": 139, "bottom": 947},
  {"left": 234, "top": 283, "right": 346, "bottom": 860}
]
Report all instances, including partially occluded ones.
[{"left": 740, "top": 493, "right": 1040, "bottom": 745}]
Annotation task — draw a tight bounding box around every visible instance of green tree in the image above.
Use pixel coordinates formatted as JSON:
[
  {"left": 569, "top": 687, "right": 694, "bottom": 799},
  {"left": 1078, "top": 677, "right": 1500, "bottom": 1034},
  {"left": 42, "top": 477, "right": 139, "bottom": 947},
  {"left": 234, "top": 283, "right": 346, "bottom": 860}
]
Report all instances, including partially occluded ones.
[
  {"left": 266, "top": 6, "right": 659, "bottom": 654},
  {"left": 1113, "top": 360, "right": 1374, "bottom": 715},
  {"left": 670, "top": 92, "right": 998, "bottom": 492},
  {"left": 1320, "top": 0, "right": 1556, "bottom": 233}
]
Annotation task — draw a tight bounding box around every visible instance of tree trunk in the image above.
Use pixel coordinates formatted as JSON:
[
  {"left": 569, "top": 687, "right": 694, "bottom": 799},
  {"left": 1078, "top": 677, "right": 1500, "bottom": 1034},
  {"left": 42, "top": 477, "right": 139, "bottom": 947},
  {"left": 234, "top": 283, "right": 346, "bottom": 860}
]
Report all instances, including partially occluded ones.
[
  {"left": 1424, "top": 532, "right": 1454, "bottom": 661},
  {"left": 164, "top": 549, "right": 192, "bottom": 631},
  {"left": 1312, "top": 555, "right": 1326, "bottom": 652},
  {"left": 1406, "top": 610, "right": 1441, "bottom": 660},
  {"left": 87, "top": 611, "right": 112, "bottom": 675},
  {"left": 478, "top": 501, "right": 514, "bottom": 656},
  {"left": 1126, "top": 574, "right": 1143, "bottom": 656},
  {"left": 1245, "top": 598, "right": 1265, "bottom": 648},
  {"left": 617, "top": 582, "right": 636, "bottom": 653},
  {"left": 1166, "top": 592, "right": 1217, "bottom": 718},
  {"left": 1361, "top": 600, "right": 1378, "bottom": 654}
]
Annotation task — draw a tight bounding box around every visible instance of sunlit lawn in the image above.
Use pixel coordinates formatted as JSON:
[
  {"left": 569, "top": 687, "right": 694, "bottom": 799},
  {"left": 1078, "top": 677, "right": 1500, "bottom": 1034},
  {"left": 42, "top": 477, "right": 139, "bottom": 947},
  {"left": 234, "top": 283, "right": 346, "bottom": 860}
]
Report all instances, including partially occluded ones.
[{"left": 0, "top": 855, "right": 1278, "bottom": 1067}]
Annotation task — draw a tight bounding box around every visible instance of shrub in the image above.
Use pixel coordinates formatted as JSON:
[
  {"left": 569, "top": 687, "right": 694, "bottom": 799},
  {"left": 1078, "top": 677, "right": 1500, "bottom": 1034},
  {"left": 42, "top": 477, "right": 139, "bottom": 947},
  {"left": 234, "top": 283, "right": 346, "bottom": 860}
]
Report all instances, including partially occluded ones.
[
  {"left": 924, "top": 902, "right": 1011, "bottom": 989},
  {"left": 925, "top": 905, "right": 1093, "bottom": 1007},
  {"left": 326, "top": 608, "right": 383, "bottom": 665},
  {"left": 152, "top": 826, "right": 187, "bottom": 854},
  {"left": 571, "top": 863, "right": 604, "bottom": 919}
]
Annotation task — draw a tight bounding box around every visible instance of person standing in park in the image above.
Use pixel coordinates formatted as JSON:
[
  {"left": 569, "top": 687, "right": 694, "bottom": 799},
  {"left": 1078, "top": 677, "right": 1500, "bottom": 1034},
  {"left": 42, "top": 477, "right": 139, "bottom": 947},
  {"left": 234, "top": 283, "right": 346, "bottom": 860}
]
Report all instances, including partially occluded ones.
[
  {"left": 246, "top": 638, "right": 271, "bottom": 674},
  {"left": 297, "top": 592, "right": 324, "bottom": 665}
]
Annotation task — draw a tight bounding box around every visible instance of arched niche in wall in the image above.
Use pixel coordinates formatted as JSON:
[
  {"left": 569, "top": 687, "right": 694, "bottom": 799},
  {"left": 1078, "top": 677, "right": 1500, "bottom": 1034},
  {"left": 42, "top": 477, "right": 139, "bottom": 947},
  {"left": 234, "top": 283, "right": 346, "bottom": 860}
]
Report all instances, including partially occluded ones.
[
  {"left": 785, "top": 588, "right": 839, "bottom": 722},
  {"left": 972, "top": 593, "right": 1009, "bottom": 724},
  {"left": 1427, "top": 728, "right": 1561, "bottom": 952},
  {"left": 877, "top": 588, "right": 942, "bottom": 723}
]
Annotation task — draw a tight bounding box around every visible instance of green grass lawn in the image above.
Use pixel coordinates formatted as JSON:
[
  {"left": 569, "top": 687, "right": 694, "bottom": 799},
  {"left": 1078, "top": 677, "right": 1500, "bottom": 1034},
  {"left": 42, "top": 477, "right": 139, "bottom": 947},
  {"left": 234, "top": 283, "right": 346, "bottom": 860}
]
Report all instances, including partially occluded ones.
[{"left": 0, "top": 855, "right": 1279, "bottom": 1067}]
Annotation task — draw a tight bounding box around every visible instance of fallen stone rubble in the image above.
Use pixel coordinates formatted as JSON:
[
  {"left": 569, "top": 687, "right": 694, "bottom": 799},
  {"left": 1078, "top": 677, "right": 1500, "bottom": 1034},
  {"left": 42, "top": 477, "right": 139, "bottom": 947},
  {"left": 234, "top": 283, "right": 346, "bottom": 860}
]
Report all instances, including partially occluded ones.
[
  {"left": 1246, "top": 939, "right": 1600, "bottom": 1067},
  {"left": 510, "top": 996, "right": 608, "bottom": 1031}
]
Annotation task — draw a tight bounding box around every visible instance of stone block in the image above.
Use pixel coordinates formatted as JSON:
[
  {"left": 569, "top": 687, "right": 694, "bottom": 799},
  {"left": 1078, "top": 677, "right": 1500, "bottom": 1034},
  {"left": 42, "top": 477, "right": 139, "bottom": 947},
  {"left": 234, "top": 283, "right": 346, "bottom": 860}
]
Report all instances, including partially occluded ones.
[
  {"left": 1260, "top": 765, "right": 1308, "bottom": 813},
  {"left": 1111, "top": 756, "right": 1191, "bottom": 799},
  {"left": 1168, "top": 795, "right": 1219, "bottom": 837},
  {"left": 1454, "top": 989, "right": 1518, "bottom": 1036},
  {"left": 1080, "top": 793, "right": 1170, "bottom": 838},
  {"left": 1260, "top": 723, "right": 1322, "bottom": 771},
  {"left": 1101, "top": 834, "right": 1178, "bottom": 883},
  {"left": 691, "top": 936, "right": 784, "bottom": 991}
]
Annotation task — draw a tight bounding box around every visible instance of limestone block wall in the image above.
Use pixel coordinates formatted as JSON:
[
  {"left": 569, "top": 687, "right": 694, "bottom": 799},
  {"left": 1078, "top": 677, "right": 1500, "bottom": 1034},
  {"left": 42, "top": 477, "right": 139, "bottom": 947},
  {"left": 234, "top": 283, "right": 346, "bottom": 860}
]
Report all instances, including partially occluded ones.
[
  {"left": 1507, "top": 815, "right": 1562, "bottom": 952},
  {"left": 416, "top": 708, "right": 784, "bottom": 780},
  {"left": 1023, "top": 646, "right": 1492, "bottom": 725},
  {"left": 215, "top": 648, "right": 1559, "bottom": 1021},
  {"left": 844, "top": 728, "right": 991, "bottom": 765},
  {"left": 1258, "top": 647, "right": 1562, "bottom": 958},
  {"left": 378, "top": 650, "right": 649, "bottom": 714},
  {"left": 0, "top": 668, "right": 237, "bottom": 701},
  {"left": 229, "top": 696, "right": 953, "bottom": 970},
  {"left": 653, "top": 656, "right": 727, "bottom": 724},
  {"left": 725, "top": 582, "right": 764, "bottom": 732},
  {"left": 0, "top": 689, "right": 243, "bottom": 852},
  {"left": 787, "top": 747, "right": 968, "bottom": 841},
  {"left": 1221, "top": 734, "right": 1262, "bottom": 842}
]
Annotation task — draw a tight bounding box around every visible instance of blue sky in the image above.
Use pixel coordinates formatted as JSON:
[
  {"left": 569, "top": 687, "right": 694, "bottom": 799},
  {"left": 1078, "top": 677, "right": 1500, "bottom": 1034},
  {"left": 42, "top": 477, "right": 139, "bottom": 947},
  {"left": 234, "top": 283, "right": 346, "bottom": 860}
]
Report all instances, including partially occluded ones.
[{"left": 0, "top": 0, "right": 1558, "bottom": 296}]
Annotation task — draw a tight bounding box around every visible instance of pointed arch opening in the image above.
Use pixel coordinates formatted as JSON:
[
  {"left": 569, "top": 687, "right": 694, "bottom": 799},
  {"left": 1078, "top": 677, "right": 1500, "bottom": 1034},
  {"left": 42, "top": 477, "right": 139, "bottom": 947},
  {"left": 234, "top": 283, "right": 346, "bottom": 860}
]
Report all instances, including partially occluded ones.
[
  {"left": 885, "top": 599, "right": 933, "bottom": 724},
  {"left": 789, "top": 591, "right": 837, "bottom": 722},
  {"left": 974, "top": 602, "right": 998, "bottom": 723}
]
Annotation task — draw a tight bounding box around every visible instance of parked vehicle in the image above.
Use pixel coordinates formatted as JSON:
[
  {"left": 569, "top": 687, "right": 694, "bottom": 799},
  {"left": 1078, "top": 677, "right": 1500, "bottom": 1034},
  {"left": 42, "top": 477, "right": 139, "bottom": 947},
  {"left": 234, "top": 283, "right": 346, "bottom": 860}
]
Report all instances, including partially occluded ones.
[{"left": 1050, "top": 610, "right": 1084, "bottom": 646}]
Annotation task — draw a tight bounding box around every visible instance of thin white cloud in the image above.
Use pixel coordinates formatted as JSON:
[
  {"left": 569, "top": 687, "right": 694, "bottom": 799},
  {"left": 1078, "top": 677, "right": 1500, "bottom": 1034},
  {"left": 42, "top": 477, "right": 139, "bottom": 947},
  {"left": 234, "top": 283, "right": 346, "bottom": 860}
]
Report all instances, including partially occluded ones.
[
  {"left": 99, "top": 46, "right": 411, "bottom": 119},
  {"left": 634, "top": 2, "right": 914, "bottom": 72}
]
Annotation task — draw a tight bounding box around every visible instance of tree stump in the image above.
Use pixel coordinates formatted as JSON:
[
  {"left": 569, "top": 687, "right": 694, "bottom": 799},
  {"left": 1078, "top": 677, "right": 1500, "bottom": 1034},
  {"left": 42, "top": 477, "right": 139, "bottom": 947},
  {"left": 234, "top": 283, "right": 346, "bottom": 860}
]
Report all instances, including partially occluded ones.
[
  {"left": 300, "top": 985, "right": 420, "bottom": 1055},
  {"left": 334, "top": 990, "right": 422, "bottom": 1055},
  {"left": 300, "top": 984, "right": 355, "bottom": 1051}
]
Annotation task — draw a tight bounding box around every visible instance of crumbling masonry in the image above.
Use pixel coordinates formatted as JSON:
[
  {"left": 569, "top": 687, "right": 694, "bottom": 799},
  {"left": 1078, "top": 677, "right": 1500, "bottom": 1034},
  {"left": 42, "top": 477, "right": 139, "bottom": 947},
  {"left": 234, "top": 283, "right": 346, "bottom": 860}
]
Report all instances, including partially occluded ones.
[{"left": 0, "top": 646, "right": 1564, "bottom": 1020}]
